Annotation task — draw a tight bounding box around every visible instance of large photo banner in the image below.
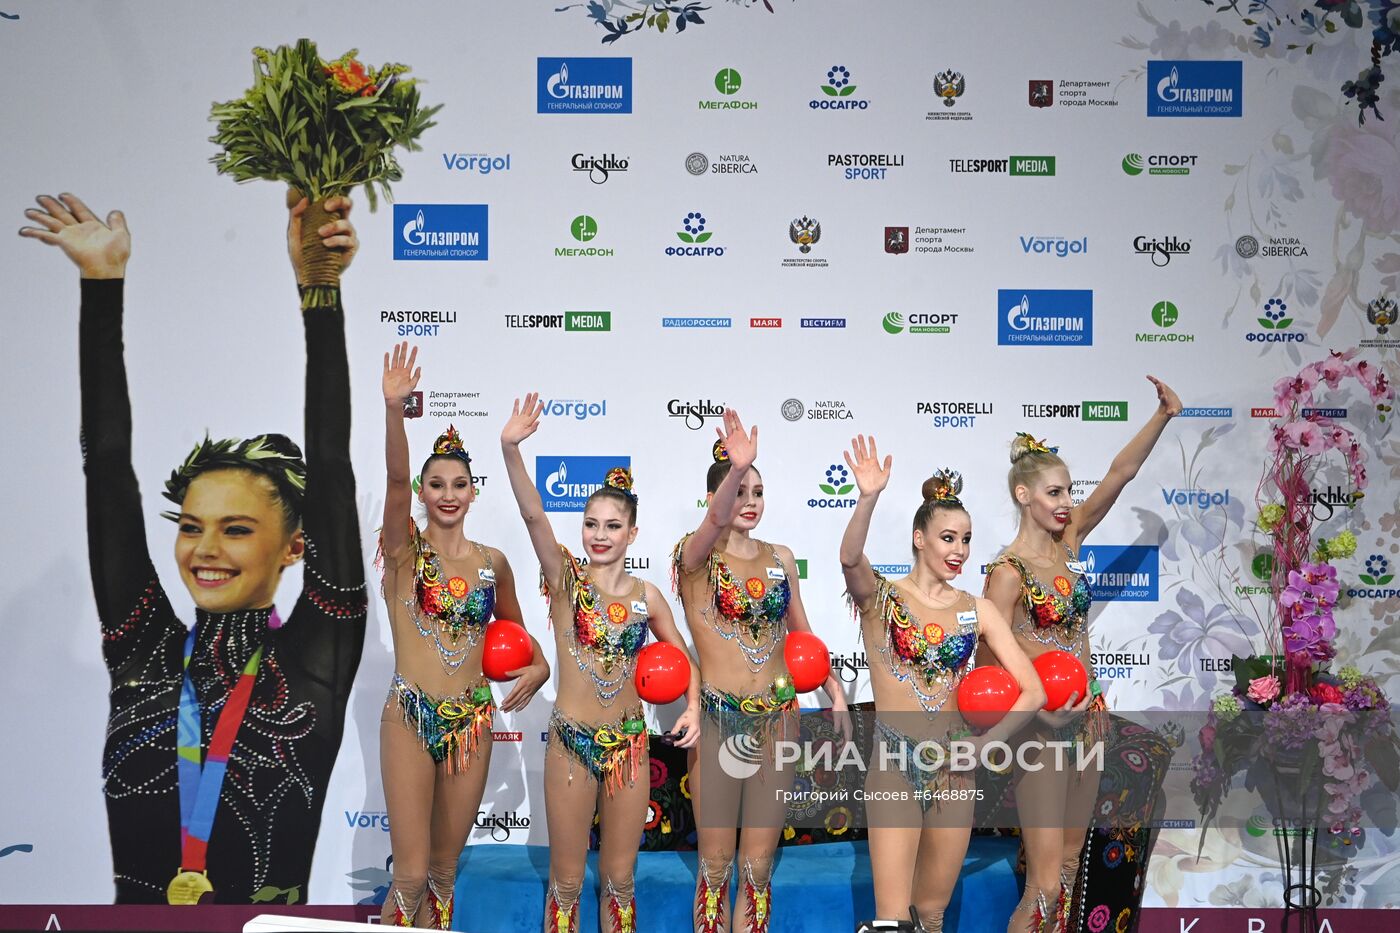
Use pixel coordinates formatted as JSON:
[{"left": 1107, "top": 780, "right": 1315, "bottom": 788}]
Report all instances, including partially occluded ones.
[{"left": 2, "top": 0, "right": 1399, "bottom": 928}]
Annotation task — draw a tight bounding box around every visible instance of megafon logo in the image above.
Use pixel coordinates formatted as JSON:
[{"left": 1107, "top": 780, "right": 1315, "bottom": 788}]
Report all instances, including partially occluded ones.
[
  {"left": 1080, "top": 545, "right": 1159, "bottom": 601},
  {"left": 997, "top": 290, "right": 1093, "bottom": 346},
  {"left": 1147, "top": 61, "right": 1242, "bottom": 117},
  {"left": 393, "top": 205, "right": 488, "bottom": 261},
  {"left": 536, "top": 456, "right": 631, "bottom": 512},
  {"left": 538, "top": 58, "right": 632, "bottom": 113}
]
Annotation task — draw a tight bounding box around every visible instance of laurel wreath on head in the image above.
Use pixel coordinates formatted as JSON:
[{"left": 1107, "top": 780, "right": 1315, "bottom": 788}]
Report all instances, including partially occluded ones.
[{"left": 160, "top": 434, "right": 307, "bottom": 521}]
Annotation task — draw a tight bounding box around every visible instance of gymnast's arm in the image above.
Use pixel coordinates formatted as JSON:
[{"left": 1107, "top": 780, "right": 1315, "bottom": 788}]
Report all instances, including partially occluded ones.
[
  {"left": 22, "top": 194, "right": 179, "bottom": 674},
  {"left": 286, "top": 196, "right": 367, "bottom": 696}
]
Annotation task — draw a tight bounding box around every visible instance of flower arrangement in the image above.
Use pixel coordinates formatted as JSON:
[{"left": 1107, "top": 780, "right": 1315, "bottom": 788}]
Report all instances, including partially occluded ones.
[
  {"left": 209, "top": 40, "right": 440, "bottom": 309},
  {"left": 1192, "top": 349, "right": 1397, "bottom": 871}
]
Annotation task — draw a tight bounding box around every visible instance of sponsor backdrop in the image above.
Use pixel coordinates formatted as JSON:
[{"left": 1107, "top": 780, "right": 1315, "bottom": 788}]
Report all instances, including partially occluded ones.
[{"left": 2, "top": 0, "right": 1399, "bottom": 918}]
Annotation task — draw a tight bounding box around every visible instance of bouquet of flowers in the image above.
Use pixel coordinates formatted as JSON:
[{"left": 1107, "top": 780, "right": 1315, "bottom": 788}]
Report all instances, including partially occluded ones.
[
  {"left": 209, "top": 40, "right": 440, "bottom": 309},
  {"left": 1191, "top": 348, "right": 1397, "bottom": 873}
]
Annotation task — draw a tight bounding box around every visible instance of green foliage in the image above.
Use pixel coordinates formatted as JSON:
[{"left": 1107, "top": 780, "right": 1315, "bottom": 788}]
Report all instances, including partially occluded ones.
[{"left": 209, "top": 39, "right": 440, "bottom": 208}]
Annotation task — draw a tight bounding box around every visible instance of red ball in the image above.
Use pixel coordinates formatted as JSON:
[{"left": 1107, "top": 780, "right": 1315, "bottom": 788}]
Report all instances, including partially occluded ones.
[
  {"left": 635, "top": 643, "right": 691, "bottom": 704},
  {"left": 957, "top": 666, "right": 1021, "bottom": 729},
  {"left": 481, "top": 620, "right": 533, "bottom": 682},
  {"left": 1033, "top": 650, "right": 1089, "bottom": 711},
  {"left": 784, "top": 631, "right": 832, "bottom": 694}
]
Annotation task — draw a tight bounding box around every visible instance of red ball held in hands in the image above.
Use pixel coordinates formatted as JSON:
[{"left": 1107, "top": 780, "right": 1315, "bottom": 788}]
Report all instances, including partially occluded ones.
[
  {"left": 482, "top": 620, "right": 533, "bottom": 682},
  {"left": 784, "top": 631, "right": 831, "bottom": 694},
  {"left": 957, "top": 666, "right": 1021, "bottom": 729},
  {"left": 1033, "top": 650, "right": 1088, "bottom": 711},
  {"left": 635, "top": 643, "right": 691, "bottom": 704}
]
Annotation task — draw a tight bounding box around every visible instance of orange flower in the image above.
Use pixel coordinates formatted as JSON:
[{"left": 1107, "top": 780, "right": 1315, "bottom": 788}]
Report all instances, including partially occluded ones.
[{"left": 326, "top": 59, "right": 374, "bottom": 95}]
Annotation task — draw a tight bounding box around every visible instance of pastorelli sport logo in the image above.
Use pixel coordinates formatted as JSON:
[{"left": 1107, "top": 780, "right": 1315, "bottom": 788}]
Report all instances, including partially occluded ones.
[
  {"left": 949, "top": 156, "right": 1055, "bottom": 175},
  {"left": 393, "top": 205, "right": 488, "bottom": 261},
  {"left": 916, "top": 401, "right": 992, "bottom": 429},
  {"left": 829, "top": 153, "right": 904, "bottom": 180},
  {"left": 997, "top": 290, "right": 1093, "bottom": 346},
  {"left": 1147, "top": 61, "right": 1242, "bottom": 117},
  {"left": 536, "top": 456, "right": 631, "bottom": 512},
  {"left": 537, "top": 58, "right": 632, "bottom": 113}
]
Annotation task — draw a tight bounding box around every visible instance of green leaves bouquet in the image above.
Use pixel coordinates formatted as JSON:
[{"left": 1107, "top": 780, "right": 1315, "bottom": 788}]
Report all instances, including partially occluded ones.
[{"left": 209, "top": 40, "right": 440, "bottom": 309}]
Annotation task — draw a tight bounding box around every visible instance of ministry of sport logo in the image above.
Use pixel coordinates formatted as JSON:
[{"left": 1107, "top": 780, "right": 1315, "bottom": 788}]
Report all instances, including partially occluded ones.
[{"left": 538, "top": 58, "right": 632, "bottom": 114}]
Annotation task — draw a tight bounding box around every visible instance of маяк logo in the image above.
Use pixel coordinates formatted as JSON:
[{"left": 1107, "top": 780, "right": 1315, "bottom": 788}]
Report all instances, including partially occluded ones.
[
  {"left": 538, "top": 58, "right": 632, "bottom": 114},
  {"left": 393, "top": 205, "right": 488, "bottom": 261}
]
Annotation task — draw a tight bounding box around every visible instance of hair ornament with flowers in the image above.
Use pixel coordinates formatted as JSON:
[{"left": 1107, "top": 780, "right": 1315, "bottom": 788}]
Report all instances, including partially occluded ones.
[
  {"left": 1013, "top": 432, "right": 1059, "bottom": 459},
  {"left": 431, "top": 424, "right": 472, "bottom": 469},
  {"left": 925, "top": 469, "right": 964, "bottom": 505},
  {"left": 712, "top": 438, "right": 729, "bottom": 463},
  {"left": 604, "top": 466, "right": 637, "bottom": 502},
  {"left": 160, "top": 433, "right": 307, "bottom": 521}
]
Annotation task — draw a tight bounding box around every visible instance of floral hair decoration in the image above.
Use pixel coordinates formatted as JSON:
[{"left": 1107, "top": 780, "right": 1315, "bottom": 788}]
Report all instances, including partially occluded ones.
[
  {"left": 431, "top": 425, "right": 472, "bottom": 470},
  {"left": 161, "top": 433, "right": 306, "bottom": 521},
  {"left": 1013, "top": 432, "right": 1059, "bottom": 458},
  {"left": 605, "top": 466, "right": 637, "bottom": 502}
]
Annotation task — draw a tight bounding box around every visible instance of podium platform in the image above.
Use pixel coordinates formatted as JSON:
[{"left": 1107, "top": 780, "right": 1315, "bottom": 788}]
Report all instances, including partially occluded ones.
[{"left": 453, "top": 837, "right": 1021, "bottom": 933}]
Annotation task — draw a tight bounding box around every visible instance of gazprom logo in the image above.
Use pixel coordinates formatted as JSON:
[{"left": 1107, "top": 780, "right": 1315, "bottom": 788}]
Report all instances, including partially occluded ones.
[
  {"left": 538, "top": 58, "right": 633, "bottom": 113},
  {"left": 997, "top": 289, "right": 1093, "bottom": 346},
  {"left": 393, "top": 204, "right": 488, "bottom": 261},
  {"left": 536, "top": 455, "right": 631, "bottom": 512},
  {"left": 1147, "top": 61, "right": 1242, "bottom": 117},
  {"left": 1080, "top": 545, "right": 1159, "bottom": 601}
]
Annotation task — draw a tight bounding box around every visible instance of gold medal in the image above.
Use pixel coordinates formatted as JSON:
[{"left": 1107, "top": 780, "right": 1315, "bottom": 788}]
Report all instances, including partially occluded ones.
[{"left": 167, "top": 869, "right": 214, "bottom": 905}]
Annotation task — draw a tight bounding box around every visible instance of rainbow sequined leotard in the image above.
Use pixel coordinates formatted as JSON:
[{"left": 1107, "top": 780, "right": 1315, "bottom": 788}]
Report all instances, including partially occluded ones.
[
  {"left": 851, "top": 573, "right": 979, "bottom": 714},
  {"left": 671, "top": 533, "right": 791, "bottom": 671},
  {"left": 542, "top": 546, "right": 649, "bottom": 706},
  {"left": 986, "top": 544, "right": 1091, "bottom": 653}
]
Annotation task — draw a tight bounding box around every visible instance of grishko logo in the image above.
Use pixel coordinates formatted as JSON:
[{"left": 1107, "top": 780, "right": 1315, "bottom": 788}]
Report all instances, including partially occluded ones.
[
  {"left": 475, "top": 810, "right": 531, "bottom": 843},
  {"left": 717, "top": 733, "right": 1106, "bottom": 781},
  {"left": 572, "top": 152, "right": 628, "bottom": 184},
  {"left": 1133, "top": 235, "right": 1190, "bottom": 266},
  {"left": 669, "top": 398, "right": 726, "bottom": 430}
]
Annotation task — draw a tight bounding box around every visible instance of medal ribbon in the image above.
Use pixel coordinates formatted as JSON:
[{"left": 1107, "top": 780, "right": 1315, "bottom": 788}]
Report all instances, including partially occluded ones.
[{"left": 177, "top": 613, "right": 270, "bottom": 872}]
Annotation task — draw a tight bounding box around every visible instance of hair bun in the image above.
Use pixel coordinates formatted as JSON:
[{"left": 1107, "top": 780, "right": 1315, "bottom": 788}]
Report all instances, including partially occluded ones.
[
  {"left": 712, "top": 438, "right": 729, "bottom": 463},
  {"left": 605, "top": 465, "right": 638, "bottom": 500},
  {"left": 921, "top": 468, "right": 964, "bottom": 505},
  {"left": 161, "top": 432, "right": 307, "bottom": 519},
  {"left": 1010, "top": 431, "right": 1058, "bottom": 463},
  {"left": 432, "top": 424, "right": 473, "bottom": 465}
]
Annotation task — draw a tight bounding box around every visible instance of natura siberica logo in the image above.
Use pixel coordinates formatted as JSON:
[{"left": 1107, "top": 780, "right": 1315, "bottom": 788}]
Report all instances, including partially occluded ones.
[
  {"left": 666, "top": 211, "right": 725, "bottom": 257},
  {"left": 810, "top": 65, "right": 869, "bottom": 110},
  {"left": 997, "top": 290, "right": 1093, "bottom": 346},
  {"left": 1147, "top": 61, "right": 1242, "bottom": 117},
  {"left": 538, "top": 58, "right": 632, "bottom": 113},
  {"left": 1247, "top": 298, "right": 1304, "bottom": 343},
  {"left": 393, "top": 205, "right": 488, "bottom": 261}
]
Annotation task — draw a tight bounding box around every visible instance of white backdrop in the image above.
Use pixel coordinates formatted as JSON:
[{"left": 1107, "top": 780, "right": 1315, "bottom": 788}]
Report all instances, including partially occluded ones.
[{"left": 2, "top": 0, "right": 1398, "bottom": 911}]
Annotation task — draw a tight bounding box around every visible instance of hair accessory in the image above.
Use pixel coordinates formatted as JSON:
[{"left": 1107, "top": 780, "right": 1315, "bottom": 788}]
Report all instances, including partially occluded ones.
[
  {"left": 1014, "top": 432, "right": 1060, "bottom": 457},
  {"left": 925, "top": 469, "right": 964, "bottom": 505},
  {"left": 431, "top": 424, "right": 472, "bottom": 468},
  {"left": 712, "top": 439, "right": 729, "bottom": 463},
  {"left": 161, "top": 433, "right": 306, "bottom": 521},
  {"left": 604, "top": 466, "right": 638, "bottom": 501}
]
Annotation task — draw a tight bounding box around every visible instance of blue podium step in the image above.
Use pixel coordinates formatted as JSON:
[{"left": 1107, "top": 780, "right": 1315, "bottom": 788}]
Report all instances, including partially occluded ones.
[{"left": 453, "top": 837, "right": 1021, "bottom": 932}]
